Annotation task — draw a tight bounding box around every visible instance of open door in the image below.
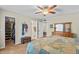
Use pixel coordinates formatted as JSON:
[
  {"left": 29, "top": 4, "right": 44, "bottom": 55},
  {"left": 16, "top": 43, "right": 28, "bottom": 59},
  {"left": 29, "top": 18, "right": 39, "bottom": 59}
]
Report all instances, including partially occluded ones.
[{"left": 5, "top": 16, "right": 15, "bottom": 46}]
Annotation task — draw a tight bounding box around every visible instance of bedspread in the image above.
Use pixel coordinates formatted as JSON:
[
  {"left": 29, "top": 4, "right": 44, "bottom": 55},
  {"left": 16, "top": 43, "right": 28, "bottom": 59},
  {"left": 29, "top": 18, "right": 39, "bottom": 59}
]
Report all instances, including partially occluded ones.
[{"left": 26, "top": 36, "right": 77, "bottom": 54}]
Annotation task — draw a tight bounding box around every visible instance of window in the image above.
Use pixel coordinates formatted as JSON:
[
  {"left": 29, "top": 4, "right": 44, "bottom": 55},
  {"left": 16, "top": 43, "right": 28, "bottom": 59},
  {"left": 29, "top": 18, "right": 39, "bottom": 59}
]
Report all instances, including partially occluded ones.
[
  {"left": 54, "top": 22, "right": 71, "bottom": 32},
  {"left": 55, "top": 24, "right": 64, "bottom": 31}
]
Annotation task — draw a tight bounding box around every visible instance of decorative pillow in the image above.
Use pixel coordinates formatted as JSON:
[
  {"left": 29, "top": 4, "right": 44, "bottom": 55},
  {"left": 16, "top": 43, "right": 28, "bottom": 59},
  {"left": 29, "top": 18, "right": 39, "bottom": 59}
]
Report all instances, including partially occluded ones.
[{"left": 39, "top": 49, "right": 49, "bottom": 54}]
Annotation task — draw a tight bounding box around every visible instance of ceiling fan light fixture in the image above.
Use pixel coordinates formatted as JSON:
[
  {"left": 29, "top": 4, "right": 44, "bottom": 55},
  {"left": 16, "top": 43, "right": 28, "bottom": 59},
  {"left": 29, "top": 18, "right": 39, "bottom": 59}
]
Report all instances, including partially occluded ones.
[
  {"left": 43, "top": 11, "right": 48, "bottom": 15},
  {"left": 42, "top": 9, "right": 48, "bottom": 15},
  {"left": 35, "top": 5, "right": 57, "bottom": 16}
]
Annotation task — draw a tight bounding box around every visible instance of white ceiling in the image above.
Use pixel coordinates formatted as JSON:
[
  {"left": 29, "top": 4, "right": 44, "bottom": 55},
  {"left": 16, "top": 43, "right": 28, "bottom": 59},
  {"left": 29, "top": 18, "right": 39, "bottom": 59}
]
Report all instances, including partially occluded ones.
[{"left": 0, "top": 5, "right": 79, "bottom": 19}]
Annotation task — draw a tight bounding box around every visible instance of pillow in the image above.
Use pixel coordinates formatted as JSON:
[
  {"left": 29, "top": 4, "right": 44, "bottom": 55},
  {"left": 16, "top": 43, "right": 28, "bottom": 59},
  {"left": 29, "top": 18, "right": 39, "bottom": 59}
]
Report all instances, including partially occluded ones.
[{"left": 39, "top": 49, "right": 49, "bottom": 54}]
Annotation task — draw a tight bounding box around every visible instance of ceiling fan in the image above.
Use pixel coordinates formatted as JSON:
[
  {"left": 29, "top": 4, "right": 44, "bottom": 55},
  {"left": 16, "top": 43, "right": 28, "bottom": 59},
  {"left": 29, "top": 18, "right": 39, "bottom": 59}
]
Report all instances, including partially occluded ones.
[{"left": 35, "top": 5, "right": 57, "bottom": 16}]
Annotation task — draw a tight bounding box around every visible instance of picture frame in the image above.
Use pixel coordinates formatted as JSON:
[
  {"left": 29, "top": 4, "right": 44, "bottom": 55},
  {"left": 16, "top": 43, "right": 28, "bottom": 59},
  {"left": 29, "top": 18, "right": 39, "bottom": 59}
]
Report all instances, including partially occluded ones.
[
  {"left": 22, "top": 24, "right": 28, "bottom": 35},
  {"left": 50, "top": 24, "right": 53, "bottom": 28}
]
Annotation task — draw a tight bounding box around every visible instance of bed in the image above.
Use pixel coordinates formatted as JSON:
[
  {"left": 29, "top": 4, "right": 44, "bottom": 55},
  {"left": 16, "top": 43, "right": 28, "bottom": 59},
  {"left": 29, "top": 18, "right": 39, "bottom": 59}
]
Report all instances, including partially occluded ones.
[{"left": 26, "top": 35, "right": 79, "bottom": 54}]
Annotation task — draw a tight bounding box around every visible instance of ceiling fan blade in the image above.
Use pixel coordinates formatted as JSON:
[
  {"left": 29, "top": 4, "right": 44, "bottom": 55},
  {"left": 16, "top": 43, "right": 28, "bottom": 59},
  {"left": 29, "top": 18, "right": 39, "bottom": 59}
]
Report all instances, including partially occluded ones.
[
  {"left": 49, "top": 5, "right": 57, "bottom": 10},
  {"left": 49, "top": 11, "right": 56, "bottom": 14},
  {"left": 55, "top": 8, "right": 63, "bottom": 12},
  {"left": 35, "top": 11, "right": 41, "bottom": 14},
  {"left": 37, "top": 6, "right": 43, "bottom": 10},
  {"left": 44, "top": 6, "right": 48, "bottom": 9}
]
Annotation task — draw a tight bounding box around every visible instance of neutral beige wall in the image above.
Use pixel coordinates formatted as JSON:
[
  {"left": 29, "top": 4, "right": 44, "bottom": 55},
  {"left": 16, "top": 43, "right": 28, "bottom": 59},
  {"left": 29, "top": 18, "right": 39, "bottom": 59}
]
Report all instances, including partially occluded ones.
[
  {"left": 47, "top": 12, "right": 79, "bottom": 37},
  {"left": 0, "top": 10, "right": 5, "bottom": 48},
  {"left": 0, "top": 9, "right": 32, "bottom": 48}
]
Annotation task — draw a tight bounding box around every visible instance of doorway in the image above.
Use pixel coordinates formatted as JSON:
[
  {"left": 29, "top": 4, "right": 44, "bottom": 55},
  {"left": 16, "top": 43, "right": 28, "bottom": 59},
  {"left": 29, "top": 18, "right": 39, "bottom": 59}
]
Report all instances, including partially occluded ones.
[{"left": 5, "top": 16, "right": 15, "bottom": 46}]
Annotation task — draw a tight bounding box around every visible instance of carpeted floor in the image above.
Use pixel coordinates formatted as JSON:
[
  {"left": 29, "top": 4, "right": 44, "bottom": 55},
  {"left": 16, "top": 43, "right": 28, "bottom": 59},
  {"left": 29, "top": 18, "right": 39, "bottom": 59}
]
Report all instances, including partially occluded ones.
[{"left": 0, "top": 40, "right": 27, "bottom": 54}]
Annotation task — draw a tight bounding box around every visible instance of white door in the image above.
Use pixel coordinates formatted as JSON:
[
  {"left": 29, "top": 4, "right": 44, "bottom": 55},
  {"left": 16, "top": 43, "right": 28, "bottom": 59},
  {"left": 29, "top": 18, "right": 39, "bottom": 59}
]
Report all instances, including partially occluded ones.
[
  {"left": 31, "top": 20, "right": 37, "bottom": 39},
  {"left": 38, "top": 22, "right": 46, "bottom": 38}
]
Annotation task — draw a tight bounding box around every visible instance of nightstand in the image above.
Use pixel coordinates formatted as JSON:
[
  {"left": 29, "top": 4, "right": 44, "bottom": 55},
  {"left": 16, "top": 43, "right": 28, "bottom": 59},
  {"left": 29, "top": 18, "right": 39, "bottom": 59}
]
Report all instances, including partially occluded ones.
[{"left": 21, "top": 36, "right": 31, "bottom": 44}]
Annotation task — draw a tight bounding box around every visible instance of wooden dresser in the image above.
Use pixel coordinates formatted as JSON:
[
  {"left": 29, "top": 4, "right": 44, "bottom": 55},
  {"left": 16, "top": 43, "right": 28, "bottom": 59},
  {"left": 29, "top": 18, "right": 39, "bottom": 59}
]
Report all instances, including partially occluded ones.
[{"left": 53, "top": 32, "right": 73, "bottom": 37}]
